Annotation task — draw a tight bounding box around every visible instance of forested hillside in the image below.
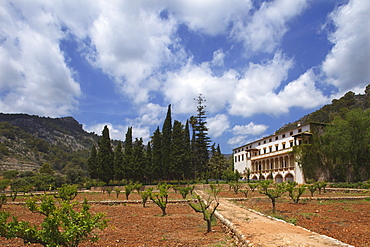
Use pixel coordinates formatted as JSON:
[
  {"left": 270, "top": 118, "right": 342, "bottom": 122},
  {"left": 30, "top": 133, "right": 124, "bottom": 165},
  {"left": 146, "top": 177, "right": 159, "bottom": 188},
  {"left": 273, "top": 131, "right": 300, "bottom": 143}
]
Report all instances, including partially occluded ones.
[
  {"left": 277, "top": 85, "right": 370, "bottom": 133},
  {"left": 0, "top": 113, "right": 98, "bottom": 173}
]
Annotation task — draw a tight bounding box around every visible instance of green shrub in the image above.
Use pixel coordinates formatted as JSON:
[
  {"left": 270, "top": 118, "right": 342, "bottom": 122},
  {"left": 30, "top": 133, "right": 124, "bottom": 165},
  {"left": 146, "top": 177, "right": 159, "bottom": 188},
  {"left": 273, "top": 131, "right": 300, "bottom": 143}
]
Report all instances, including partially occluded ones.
[{"left": 0, "top": 195, "right": 107, "bottom": 246}]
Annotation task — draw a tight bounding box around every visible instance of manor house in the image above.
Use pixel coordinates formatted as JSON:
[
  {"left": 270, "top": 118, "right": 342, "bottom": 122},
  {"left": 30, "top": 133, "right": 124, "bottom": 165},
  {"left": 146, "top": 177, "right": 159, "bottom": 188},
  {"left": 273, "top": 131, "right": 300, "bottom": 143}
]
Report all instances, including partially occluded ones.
[{"left": 233, "top": 123, "right": 315, "bottom": 184}]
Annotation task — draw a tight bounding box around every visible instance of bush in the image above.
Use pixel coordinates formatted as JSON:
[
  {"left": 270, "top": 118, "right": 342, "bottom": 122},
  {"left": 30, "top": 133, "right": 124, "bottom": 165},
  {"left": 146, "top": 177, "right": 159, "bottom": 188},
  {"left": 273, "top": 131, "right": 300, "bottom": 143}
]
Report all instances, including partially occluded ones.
[
  {"left": 55, "top": 184, "right": 78, "bottom": 201},
  {"left": 150, "top": 183, "right": 170, "bottom": 216},
  {"left": 2, "top": 170, "right": 19, "bottom": 179},
  {"left": 0, "top": 195, "right": 107, "bottom": 246}
]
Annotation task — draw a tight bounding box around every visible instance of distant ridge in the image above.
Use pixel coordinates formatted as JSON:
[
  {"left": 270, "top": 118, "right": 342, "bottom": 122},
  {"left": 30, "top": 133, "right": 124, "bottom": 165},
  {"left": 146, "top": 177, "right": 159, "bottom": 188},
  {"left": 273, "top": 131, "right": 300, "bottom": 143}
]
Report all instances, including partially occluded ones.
[
  {"left": 0, "top": 113, "right": 98, "bottom": 172},
  {"left": 276, "top": 85, "right": 370, "bottom": 133}
]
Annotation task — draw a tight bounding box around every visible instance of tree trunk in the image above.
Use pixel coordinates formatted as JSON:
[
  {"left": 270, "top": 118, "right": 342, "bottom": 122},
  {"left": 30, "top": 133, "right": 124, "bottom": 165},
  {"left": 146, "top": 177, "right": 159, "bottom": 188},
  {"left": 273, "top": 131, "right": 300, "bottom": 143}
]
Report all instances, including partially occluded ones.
[{"left": 206, "top": 219, "right": 212, "bottom": 233}]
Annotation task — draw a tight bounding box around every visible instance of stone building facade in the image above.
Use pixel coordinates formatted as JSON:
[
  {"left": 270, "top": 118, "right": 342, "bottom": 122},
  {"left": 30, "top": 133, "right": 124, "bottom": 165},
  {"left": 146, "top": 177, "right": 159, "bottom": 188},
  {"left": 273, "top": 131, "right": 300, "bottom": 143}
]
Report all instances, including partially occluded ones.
[{"left": 233, "top": 123, "right": 314, "bottom": 184}]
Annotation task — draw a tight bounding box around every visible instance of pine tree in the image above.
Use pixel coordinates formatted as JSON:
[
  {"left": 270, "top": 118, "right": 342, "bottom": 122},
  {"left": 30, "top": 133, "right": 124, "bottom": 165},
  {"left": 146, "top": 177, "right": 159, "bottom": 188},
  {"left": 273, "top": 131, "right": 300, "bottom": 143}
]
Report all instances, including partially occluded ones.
[
  {"left": 114, "top": 141, "right": 124, "bottom": 181},
  {"left": 151, "top": 127, "right": 163, "bottom": 181},
  {"left": 87, "top": 144, "right": 98, "bottom": 179},
  {"left": 193, "top": 94, "right": 211, "bottom": 180},
  {"left": 97, "top": 125, "right": 114, "bottom": 184},
  {"left": 162, "top": 105, "right": 172, "bottom": 180},
  {"left": 123, "top": 127, "right": 133, "bottom": 181}
]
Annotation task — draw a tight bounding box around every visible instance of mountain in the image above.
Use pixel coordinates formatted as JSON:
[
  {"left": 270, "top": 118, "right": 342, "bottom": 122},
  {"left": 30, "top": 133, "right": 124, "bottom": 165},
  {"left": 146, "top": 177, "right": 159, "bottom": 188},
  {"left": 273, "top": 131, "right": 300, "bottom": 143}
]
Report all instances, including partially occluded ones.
[
  {"left": 276, "top": 85, "right": 370, "bottom": 133},
  {"left": 0, "top": 113, "right": 98, "bottom": 172}
]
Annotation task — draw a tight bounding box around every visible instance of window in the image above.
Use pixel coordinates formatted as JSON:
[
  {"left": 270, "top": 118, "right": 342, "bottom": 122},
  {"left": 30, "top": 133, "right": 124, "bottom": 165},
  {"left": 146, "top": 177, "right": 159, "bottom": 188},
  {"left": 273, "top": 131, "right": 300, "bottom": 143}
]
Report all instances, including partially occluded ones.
[
  {"left": 290, "top": 141, "right": 293, "bottom": 147},
  {"left": 238, "top": 155, "right": 240, "bottom": 162},
  {"left": 235, "top": 156, "right": 237, "bottom": 162},
  {"left": 275, "top": 145, "right": 279, "bottom": 151},
  {"left": 290, "top": 131, "right": 293, "bottom": 136},
  {"left": 269, "top": 146, "right": 272, "bottom": 152},
  {"left": 264, "top": 140, "right": 266, "bottom": 144},
  {"left": 263, "top": 148, "right": 267, "bottom": 154},
  {"left": 275, "top": 136, "right": 278, "bottom": 140},
  {"left": 282, "top": 143, "right": 286, "bottom": 149},
  {"left": 241, "top": 154, "right": 244, "bottom": 161},
  {"left": 282, "top": 134, "right": 285, "bottom": 138},
  {"left": 298, "top": 128, "right": 302, "bottom": 132}
]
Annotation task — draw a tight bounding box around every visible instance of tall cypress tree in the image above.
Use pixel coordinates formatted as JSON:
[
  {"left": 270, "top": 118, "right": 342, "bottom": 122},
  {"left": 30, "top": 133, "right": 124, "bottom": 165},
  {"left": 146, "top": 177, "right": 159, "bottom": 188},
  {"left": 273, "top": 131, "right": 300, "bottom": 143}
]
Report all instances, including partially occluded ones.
[
  {"left": 162, "top": 104, "right": 172, "bottom": 179},
  {"left": 189, "top": 116, "right": 197, "bottom": 180},
  {"left": 114, "top": 141, "right": 124, "bottom": 181},
  {"left": 87, "top": 144, "right": 98, "bottom": 179},
  {"left": 123, "top": 127, "right": 133, "bottom": 181},
  {"left": 171, "top": 120, "right": 185, "bottom": 180},
  {"left": 145, "top": 141, "right": 153, "bottom": 183},
  {"left": 151, "top": 127, "right": 162, "bottom": 181},
  {"left": 193, "top": 94, "right": 211, "bottom": 180},
  {"left": 97, "top": 125, "right": 114, "bottom": 184},
  {"left": 183, "top": 120, "right": 192, "bottom": 180},
  {"left": 132, "top": 138, "right": 145, "bottom": 182}
]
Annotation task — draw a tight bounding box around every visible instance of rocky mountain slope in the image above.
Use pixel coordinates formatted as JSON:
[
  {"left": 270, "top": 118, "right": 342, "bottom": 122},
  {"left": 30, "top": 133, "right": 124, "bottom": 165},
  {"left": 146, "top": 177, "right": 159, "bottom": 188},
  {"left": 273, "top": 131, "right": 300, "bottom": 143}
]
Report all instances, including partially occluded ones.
[{"left": 0, "top": 113, "right": 98, "bottom": 172}]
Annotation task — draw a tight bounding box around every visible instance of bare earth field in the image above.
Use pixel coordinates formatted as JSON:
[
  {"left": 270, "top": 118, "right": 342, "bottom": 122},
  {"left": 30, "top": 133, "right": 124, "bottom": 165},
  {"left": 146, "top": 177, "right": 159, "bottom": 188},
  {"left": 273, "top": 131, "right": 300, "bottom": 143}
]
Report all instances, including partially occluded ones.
[
  {"left": 0, "top": 191, "right": 234, "bottom": 247},
  {"left": 1, "top": 188, "right": 369, "bottom": 246}
]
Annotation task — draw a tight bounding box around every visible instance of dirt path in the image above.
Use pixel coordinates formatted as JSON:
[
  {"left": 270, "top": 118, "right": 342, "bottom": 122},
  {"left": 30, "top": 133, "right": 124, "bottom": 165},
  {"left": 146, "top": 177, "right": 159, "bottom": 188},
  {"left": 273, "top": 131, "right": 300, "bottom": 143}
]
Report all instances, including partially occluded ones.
[{"left": 195, "top": 190, "right": 352, "bottom": 247}]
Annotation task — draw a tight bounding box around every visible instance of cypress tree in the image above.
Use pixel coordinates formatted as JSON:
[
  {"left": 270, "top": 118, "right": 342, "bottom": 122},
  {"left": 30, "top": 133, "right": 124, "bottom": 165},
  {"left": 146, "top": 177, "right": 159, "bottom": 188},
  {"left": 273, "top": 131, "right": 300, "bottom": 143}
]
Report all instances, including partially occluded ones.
[
  {"left": 132, "top": 138, "right": 145, "bottom": 182},
  {"left": 151, "top": 127, "right": 163, "bottom": 181},
  {"left": 183, "top": 120, "right": 192, "bottom": 180},
  {"left": 97, "top": 125, "right": 114, "bottom": 184},
  {"left": 145, "top": 141, "right": 153, "bottom": 183},
  {"left": 123, "top": 127, "right": 133, "bottom": 181},
  {"left": 114, "top": 141, "right": 124, "bottom": 181},
  {"left": 162, "top": 105, "right": 172, "bottom": 180},
  {"left": 87, "top": 144, "right": 98, "bottom": 179},
  {"left": 171, "top": 120, "right": 185, "bottom": 180}
]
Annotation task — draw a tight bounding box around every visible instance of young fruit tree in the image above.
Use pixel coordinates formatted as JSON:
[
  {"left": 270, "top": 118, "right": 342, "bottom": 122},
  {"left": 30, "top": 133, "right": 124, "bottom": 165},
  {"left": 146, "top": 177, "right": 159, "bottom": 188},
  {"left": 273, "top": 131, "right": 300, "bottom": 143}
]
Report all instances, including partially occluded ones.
[
  {"left": 259, "top": 180, "right": 287, "bottom": 214},
  {"left": 0, "top": 195, "right": 107, "bottom": 247},
  {"left": 150, "top": 183, "right": 170, "bottom": 216},
  {"left": 286, "top": 181, "right": 306, "bottom": 204},
  {"left": 189, "top": 184, "right": 221, "bottom": 233}
]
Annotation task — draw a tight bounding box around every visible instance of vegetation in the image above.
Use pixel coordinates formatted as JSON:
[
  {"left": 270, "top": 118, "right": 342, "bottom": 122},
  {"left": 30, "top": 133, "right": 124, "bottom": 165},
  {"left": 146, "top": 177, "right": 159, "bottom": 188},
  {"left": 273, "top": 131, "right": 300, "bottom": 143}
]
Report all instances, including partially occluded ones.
[
  {"left": 259, "top": 180, "right": 287, "bottom": 213},
  {"left": 286, "top": 182, "right": 306, "bottom": 204},
  {"left": 189, "top": 184, "right": 221, "bottom": 233},
  {"left": 140, "top": 188, "right": 153, "bottom": 207},
  {"left": 0, "top": 195, "right": 107, "bottom": 247},
  {"left": 290, "top": 87, "right": 370, "bottom": 182},
  {"left": 150, "top": 183, "right": 170, "bottom": 216}
]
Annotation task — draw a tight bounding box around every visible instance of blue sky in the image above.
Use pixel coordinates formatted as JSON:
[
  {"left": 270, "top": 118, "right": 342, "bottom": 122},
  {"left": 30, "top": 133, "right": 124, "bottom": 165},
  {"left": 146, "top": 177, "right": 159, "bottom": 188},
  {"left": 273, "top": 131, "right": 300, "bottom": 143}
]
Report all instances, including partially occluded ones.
[{"left": 1, "top": 0, "right": 369, "bottom": 154}]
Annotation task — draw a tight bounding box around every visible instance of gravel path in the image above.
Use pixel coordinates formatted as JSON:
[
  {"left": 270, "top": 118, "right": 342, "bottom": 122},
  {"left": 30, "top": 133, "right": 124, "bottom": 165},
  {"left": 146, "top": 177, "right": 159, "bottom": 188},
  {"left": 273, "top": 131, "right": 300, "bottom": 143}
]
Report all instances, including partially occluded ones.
[{"left": 195, "top": 190, "right": 353, "bottom": 247}]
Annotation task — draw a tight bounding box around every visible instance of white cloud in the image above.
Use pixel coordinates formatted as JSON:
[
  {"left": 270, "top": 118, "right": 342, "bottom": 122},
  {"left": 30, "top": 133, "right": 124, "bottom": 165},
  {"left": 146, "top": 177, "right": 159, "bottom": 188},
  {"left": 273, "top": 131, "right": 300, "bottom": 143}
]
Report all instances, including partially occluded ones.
[
  {"left": 228, "top": 52, "right": 293, "bottom": 116},
  {"left": 0, "top": 1, "right": 81, "bottom": 117},
  {"left": 228, "top": 122, "right": 268, "bottom": 147},
  {"left": 163, "top": 60, "right": 236, "bottom": 115},
  {"left": 232, "top": 0, "right": 308, "bottom": 53},
  {"left": 84, "top": 122, "right": 151, "bottom": 144},
  {"left": 168, "top": 0, "right": 252, "bottom": 36},
  {"left": 277, "top": 70, "right": 329, "bottom": 109},
  {"left": 85, "top": 2, "right": 177, "bottom": 104},
  {"left": 232, "top": 122, "right": 268, "bottom": 136},
  {"left": 207, "top": 114, "right": 230, "bottom": 138},
  {"left": 322, "top": 0, "right": 370, "bottom": 93}
]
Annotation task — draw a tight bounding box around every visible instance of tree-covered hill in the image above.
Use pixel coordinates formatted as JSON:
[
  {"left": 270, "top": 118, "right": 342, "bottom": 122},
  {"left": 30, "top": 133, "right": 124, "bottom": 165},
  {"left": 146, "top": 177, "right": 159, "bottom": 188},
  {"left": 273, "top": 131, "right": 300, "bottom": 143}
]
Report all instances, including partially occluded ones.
[
  {"left": 277, "top": 85, "right": 370, "bottom": 133},
  {"left": 0, "top": 113, "right": 99, "bottom": 173}
]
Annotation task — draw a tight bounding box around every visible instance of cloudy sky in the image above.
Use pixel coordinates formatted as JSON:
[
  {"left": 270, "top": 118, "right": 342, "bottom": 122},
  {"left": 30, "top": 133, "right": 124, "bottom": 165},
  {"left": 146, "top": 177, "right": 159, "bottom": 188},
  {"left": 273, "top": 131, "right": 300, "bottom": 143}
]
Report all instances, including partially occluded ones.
[{"left": 1, "top": 0, "right": 369, "bottom": 153}]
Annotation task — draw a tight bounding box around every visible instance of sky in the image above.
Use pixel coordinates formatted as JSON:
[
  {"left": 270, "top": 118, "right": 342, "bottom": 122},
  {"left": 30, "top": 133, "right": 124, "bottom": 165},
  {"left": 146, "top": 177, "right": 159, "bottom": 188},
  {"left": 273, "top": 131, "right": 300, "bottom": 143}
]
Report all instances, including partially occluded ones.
[{"left": 1, "top": 0, "right": 370, "bottom": 154}]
